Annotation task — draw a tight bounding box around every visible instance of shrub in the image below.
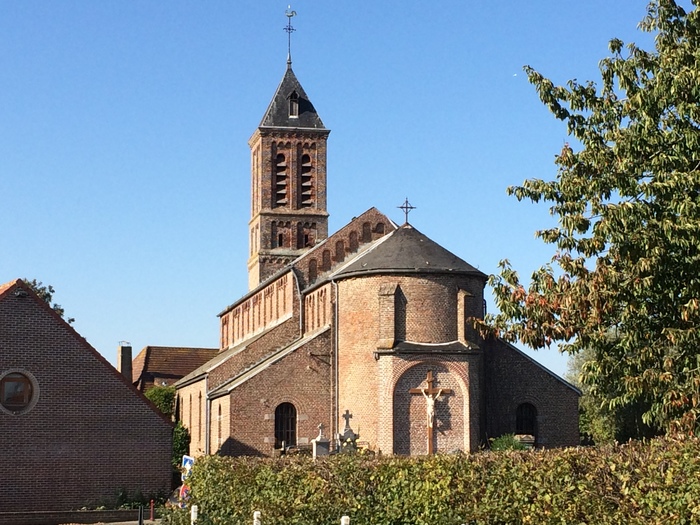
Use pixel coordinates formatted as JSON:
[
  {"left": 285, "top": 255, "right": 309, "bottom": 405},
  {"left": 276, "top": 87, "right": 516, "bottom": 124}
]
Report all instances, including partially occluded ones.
[
  {"left": 489, "top": 433, "right": 527, "bottom": 451},
  {"left": 163, "top": 436, "right": 700, "bottom": 525}
]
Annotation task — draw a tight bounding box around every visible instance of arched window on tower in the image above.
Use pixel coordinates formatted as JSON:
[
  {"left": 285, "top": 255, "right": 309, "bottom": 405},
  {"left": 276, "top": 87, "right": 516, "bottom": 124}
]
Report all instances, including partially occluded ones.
[
  {"left": 275, "top": 153, "right": 288, "bottom": 207},
  {"left": 274, "top": 402, "right": 297, "bottom": 448},
  {"left": 289, "top": 91, "right": 299, "bottom": 118},
  {"left": 516, "top": 403, "right": 537, "bottom": 436},
  {"left": 299, "top": 154, "right": 314, "bottom": 208}
]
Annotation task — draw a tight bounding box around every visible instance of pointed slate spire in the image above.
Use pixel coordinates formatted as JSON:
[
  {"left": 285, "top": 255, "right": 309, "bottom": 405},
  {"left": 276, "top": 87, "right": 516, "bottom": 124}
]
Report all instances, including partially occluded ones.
[{"left": 259, "top": 66, "right": 326, "bottom": 129}]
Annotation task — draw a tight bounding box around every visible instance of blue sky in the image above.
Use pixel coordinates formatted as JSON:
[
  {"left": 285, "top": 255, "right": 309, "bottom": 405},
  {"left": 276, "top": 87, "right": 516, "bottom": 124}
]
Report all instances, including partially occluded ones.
[{"left": 1, "top": 1, "right": 673, "bottom": 377}]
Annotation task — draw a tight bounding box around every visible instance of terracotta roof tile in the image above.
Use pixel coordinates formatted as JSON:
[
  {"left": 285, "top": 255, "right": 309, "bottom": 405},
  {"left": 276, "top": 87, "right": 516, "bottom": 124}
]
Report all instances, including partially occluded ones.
[
  {"left": 0, "top": 279, "right": 23, "bottom": 298},
  {"left": 133, "top": 346, "right": 217, "bottom": 390}
]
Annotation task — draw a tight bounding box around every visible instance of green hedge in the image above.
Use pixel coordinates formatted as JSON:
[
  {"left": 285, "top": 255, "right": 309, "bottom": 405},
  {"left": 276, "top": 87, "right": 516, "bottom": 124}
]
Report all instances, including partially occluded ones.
[{"left": 164, "top": 437, "right": 700, "bottom": 525}]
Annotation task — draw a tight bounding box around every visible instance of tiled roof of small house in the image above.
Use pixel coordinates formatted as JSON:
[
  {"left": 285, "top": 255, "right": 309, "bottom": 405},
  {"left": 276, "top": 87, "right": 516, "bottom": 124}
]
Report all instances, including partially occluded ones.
[
  {"left": 0, "top": 279, "right": 21, "bottom": 297},
  {"left": 132, "top": 346, "right": 217, "bottom": 391}
]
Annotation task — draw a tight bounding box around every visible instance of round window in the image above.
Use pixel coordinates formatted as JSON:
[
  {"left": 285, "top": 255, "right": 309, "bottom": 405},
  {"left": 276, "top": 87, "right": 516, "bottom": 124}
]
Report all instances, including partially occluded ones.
[{"left": 0, "top": 370, "right": 39, "bottom": 415}]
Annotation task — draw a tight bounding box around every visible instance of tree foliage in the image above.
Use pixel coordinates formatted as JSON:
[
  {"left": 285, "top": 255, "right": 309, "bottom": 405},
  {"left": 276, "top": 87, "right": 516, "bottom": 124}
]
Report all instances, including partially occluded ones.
[
  {"left": 566, "top": 347, "right": 662, "bottom": 444},
  {"left": 478, "top": 0, "right": 700, "bottom": 433},
  {"left": 143, "top": 385, "right": 189, "bottom": 469},
  {"left": 145, "top": 385, "right": 177, "bottom": 417},
  {"left": 172, "top": 421, "right": 191, "bottom": 470},
  {"left": 23, "top": 278, "right": 75, "bottom": 324}
]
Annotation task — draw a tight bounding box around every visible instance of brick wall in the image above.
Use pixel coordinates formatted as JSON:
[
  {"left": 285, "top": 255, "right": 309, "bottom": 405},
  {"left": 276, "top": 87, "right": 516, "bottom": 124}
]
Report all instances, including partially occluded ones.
[
  {"left": 293, "top": 207, "right": 395, "bottom": 291},
  {"left": 337, "top": 273, "right": 486, "bottom": 453},
  {"left": 484, "top": 338, "right": 580, "bottom": 447},
  {"left": 178, "top": 381, "right": 207, "bottom": 457},
  {"left": 222, "top": 329, "right": 332, "bottom": 456},
  {"left": 220, "top": 273, "right": 294, "bottom": 350},
  {"left": 247, "top": 129, "right": 331, "bottom": 288},
  {"left": 0, "top": 282, "right": 172, "bottom": 512}
]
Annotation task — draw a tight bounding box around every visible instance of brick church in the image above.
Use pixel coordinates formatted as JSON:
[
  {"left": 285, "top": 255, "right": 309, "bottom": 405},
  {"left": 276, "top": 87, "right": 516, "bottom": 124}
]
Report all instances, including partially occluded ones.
[{"left": 175, "top": 57, "right": 579, "bottom": 457}]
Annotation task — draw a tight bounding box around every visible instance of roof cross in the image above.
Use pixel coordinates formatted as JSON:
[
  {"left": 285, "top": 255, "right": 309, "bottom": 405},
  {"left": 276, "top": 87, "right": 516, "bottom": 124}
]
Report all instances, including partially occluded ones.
[
  {"left": 398, "top": 198, "right": 416, "bottom": 224},
  {"left": 284, "top": 6, "right": 297, "bottom": 65}
]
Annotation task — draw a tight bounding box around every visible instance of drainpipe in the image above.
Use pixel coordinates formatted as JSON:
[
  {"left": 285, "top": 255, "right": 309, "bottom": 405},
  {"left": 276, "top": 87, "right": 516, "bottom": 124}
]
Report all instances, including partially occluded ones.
[{"left": 332, "top": 279, "right": 339, "bottom": 439}]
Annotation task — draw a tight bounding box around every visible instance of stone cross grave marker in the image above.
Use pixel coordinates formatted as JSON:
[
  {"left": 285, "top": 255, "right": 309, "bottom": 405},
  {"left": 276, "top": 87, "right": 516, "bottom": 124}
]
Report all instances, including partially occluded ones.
[{"left": 342, "top": 409, "right": 352, "bottom": 431}]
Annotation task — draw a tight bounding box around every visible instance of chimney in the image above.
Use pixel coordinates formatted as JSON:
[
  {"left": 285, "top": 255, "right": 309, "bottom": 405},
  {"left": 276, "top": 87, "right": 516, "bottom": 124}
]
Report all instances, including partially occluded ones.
[{"left": 117, "top": 342, "right": 133, "bottom": 383}]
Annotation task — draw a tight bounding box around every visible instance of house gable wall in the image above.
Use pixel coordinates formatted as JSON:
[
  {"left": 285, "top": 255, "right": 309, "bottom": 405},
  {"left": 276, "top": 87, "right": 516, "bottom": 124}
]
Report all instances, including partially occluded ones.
[{"left": 0, "top": 284, "right": 172, "bottom": 512}]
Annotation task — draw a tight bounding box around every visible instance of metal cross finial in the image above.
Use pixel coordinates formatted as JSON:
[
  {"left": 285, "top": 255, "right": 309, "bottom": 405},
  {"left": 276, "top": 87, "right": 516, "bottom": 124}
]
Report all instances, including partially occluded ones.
[
  {"left": 284, "top": 6, "right": 297, "bottom": 65},
  {"left": 398, "top": 198, "right": 416, "bottom": 224}
]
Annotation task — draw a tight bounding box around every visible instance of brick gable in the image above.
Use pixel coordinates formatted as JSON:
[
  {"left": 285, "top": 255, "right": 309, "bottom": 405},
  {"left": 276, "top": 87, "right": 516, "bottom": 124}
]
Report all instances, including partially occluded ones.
[{"left": 0, "top": 279, "right": 172, "bottom": 512}]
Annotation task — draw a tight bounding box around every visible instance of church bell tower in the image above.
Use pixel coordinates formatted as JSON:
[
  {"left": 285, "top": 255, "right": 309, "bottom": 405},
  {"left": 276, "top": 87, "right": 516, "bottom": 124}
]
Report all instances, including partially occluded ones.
[{"left": 247, "top": 58, "right": 330, "bottom": 290}]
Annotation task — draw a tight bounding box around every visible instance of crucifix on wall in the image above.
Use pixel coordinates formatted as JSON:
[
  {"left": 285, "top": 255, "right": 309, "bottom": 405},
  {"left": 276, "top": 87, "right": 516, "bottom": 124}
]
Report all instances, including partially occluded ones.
[{"left": 409, "top": 370, "right": 452, "bottom": 454}]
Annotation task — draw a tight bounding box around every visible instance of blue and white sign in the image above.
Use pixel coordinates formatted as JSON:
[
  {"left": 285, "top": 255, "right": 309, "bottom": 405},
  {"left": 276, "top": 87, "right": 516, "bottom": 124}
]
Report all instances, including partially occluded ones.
[{"left": 181, "top": 454, "right": 195, "bottom": 482}]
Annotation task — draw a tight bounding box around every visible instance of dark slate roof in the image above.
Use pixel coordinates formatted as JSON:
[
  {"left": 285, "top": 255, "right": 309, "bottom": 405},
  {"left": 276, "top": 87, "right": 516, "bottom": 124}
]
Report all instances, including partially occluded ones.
[
  {"left": 333, "top": 224, "right": 487, "bottom": 279},
  {"left": 259, "top": 65, "right": 325, "bottom": 129}
]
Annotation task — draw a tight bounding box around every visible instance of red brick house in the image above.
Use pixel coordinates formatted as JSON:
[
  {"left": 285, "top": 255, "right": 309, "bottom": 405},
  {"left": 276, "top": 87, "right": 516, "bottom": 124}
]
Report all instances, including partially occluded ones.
[
  {"left": 131, "top": 345, "right": 217, "bottom": 392},
  {"left": 0, "top": 279, "right": 173, "bottom": 513},
  {"left": 174, "top": 60, "right": 580, "bottom": 457}
]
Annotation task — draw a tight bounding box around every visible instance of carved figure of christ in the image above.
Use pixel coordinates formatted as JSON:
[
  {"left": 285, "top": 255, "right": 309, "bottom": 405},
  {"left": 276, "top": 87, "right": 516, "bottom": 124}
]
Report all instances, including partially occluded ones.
[{"left": 409, "top": 370, "right": 453, "bottom": 454}]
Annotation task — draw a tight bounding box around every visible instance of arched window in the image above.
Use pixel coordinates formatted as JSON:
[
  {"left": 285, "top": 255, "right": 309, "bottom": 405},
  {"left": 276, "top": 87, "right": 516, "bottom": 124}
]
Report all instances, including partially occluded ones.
[
  {"left": 274, "top": 402, "right": 297, "bottom": 448},
  {"left": 349, "top": 231, "right": 359, "bottom": 252},
  {"left": 289, "top": 91, "right": 299, "bottom": 117},
  {"left": 198, "top": 392, "right": 202, "bottom": 442},
  {"left": 308, "top": 259, "right": 318, "bottom": 283},
  {"left": 362, "top": 222, "right": 371, "bottom": 243},
  {"left": 322, "top": 250, "right": 331, "bottom": 271},
  {"left": 335, "top": 240, "right": 345, "bottom": 263},
  {"left": 299, "top": 153, "right": 313, "bottom": 208},
  {"left": 217, "top": 404, "right": 223, "bottom": 448},
  {"left": 516, "top": 403, "right": 537, "bottom": 436},
  {"left": 275, "top": 153, "right": 288, "bottom": 207}
]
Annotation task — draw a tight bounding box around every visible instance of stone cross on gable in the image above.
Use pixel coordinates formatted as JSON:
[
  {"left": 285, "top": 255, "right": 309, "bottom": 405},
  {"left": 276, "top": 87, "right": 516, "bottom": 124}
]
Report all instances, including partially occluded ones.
[{"left": 409, "top": 370, "right": 453, "bottom": 454}]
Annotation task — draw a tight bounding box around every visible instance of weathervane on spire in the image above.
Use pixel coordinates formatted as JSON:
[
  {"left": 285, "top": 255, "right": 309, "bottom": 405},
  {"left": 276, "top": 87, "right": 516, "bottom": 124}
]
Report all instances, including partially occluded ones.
[
  {"left": 284, "top": 6, "right": 297, "bottom": 66},
  {"left": 398, "top": 198, "right": 416, "bottom": 224}
]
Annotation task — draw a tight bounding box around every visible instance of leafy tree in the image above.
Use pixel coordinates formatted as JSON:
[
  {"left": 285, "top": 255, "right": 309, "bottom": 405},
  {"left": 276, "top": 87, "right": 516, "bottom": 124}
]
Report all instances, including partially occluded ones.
[
  {"left": 478, "top": 1, "right": 700, "bottom": 433},
  {"left": 22, "top": 278, "right": 75, "bottom": 324},
  {"left": 145, "top": 385, "right": 177, "bottom": 417},
  {"left": 566, "top": 347, "right": 662, "bottom": 444},
  {"left": 172, "top": 421, "right": 191, "bottom": 470},
  {"left": 145, "top": 385, "right": 191, "bottom": 469}
]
